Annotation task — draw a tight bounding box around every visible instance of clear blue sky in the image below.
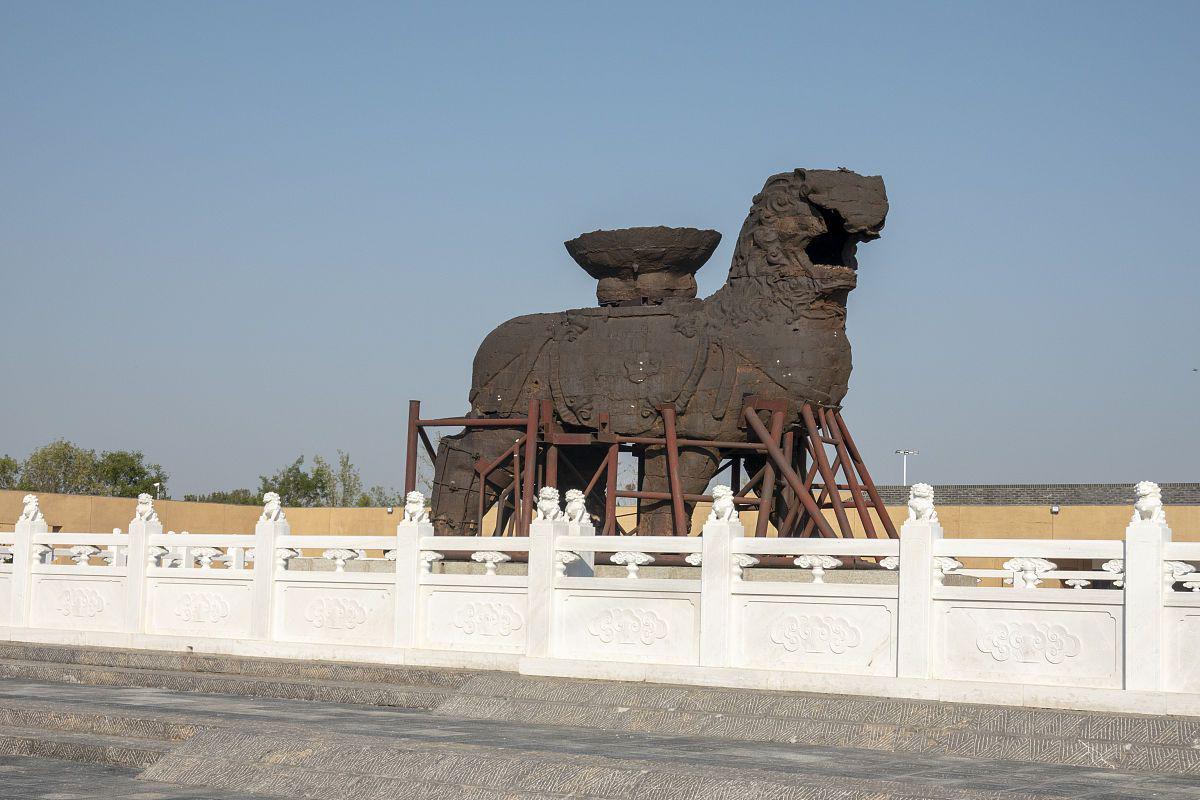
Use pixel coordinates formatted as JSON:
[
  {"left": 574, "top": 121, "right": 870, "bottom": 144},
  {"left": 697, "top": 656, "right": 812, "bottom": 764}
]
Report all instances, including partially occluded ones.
[{"left": 1, "top": 1, "right": 1197, "bottom": 495}]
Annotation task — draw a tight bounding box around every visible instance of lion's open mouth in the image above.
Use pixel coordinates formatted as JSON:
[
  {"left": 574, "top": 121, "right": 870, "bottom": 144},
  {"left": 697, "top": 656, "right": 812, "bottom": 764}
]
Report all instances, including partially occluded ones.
[{"left": 804, "top": 205, "right": 859, "bottom": 280}]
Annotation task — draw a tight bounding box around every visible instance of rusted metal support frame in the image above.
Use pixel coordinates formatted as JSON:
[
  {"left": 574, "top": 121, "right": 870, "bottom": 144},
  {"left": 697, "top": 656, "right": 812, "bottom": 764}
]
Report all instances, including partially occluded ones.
[
  {"left": 519, "top": 399, "right": 539, "bottom": 535},
  {"left": 582, "top": 449, "right": 611, "bottom": 499},
  {"left": 510, "top": 445, "right": 524, "bottom": 537},
  {"left": 780, "top": 461, "right": 820, "bottom": 537},
  {"left": 822, "top": 406, "right": 877, "bottom": 539},
  {"left": 603, "top": 443, "right": 619, "bottom": 535},
  {"left": 404, "top": 400, "right": 420, "bottom": 493},
  {"left": 799, "top": 438, "right": 842, "bottom": 538},
  {"left": 417, "top": 428, "right": 438, "bottom": 465},
  {"left": 492, "top": 481, "right": 515, "bottom": 536},
  {"left": 755, "top": 410, "right": 786, "bottom": 538},
  {"left": 773, "top": 429, "right": 796, "bottom": 536},
  {"left": 659, "top": 405, "right": 688, "bottom": 537},
  {"left": 833, "top": 410, "right": 898, "bottom": 539},
  {"left": 551, "top": 450, "right": 607, "bottom": 514},
  {"left": 617, "top": 436, "right": 768, "bottom": 451},
  {"left": 616, "top": 489, "right": 761, "bottom": 504},
  {"left": 416, "top": 416, "right": 531, "bottom": 428},
  {"left": 800, "top": 404, "right": 853, "bottom": 537},
  {"left": 742, "top": 407, "right": 837, "bottom": 538}
]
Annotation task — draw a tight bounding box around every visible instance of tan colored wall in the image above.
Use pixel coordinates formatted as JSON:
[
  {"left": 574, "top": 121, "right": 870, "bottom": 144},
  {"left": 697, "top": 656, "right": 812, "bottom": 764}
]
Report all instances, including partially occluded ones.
[
  {"left": 3, "top": 488, "right": 1197, "bottom": 542},
  {"left": 0, "top": 490, "right": 402, "bottom": 536}
]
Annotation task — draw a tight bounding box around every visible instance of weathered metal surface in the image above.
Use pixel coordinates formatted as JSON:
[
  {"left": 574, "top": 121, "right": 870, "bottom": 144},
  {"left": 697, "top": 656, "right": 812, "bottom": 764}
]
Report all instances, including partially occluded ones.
[{"left": 430, "top": 167, "right": 888, "bottom": 535}]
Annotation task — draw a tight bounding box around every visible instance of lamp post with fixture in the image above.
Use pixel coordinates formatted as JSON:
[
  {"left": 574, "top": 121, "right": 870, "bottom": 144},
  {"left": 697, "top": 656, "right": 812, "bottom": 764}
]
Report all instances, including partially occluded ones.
[{"left": 894, "top": 449, "right": 918, "bottom": 486}]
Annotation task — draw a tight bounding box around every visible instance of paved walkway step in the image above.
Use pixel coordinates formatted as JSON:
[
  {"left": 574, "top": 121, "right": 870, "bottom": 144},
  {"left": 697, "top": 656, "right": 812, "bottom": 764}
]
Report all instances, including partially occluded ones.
[
  {"left": 0, "top": 656, "right": 454, "bottom": 709},
  {"left": 0, "top": 724, "right": 173, "bottom": 769},
  {"left": 0, "top": 701, "right": 196, "bottom": 742},
  {"left": 0, "top": 640, "right": 473, "bottom": 688}
]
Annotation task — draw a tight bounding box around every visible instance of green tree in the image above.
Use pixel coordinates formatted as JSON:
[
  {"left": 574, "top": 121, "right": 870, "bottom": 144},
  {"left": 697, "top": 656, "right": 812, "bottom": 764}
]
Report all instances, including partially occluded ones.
[
  {"left": 17, "top": 440, "right": 99, "bottom": 495},
  {"left": 183, "top": 488, "right": 260, "bottom": 506},
  {"left": 256, "top": 451, "right": 401, "bottom": 507},
  {"left": 0, "top": 455, "right": 18, "bottom": 489},
  {"left": 363, "top": 485, "right": 404, "bottom": 507},
  {"left": 94, "top": 450, "right": 168, "bottom": 498},
  {"left": 14, "top": 440, "right": 169, "bottom": 498}
]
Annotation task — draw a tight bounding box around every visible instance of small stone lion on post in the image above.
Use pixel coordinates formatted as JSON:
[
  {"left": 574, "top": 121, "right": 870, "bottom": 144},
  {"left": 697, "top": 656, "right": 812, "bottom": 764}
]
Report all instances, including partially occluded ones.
[
  {"left": 563, "top": 489, "right": 588, "bottom": 524},
  {"left": 133, "top": 493, "right": 159, "bottom": 523},
  {"left": 907, "top": 483, "right": 937, "bottom": 522},
  {"left": 534, "top": 487, "right": 563, "bottom": 521},
  {"left": 1132, "top": 480, "right": 1166, "bottom": 524},
  {"left": 403, "top": 490, "right": 430, "bottom": 523},
  {"left": 19, "top": 494, "right": 44, "bottom": 523},
  {"left": 259, "top": 491, "right": 285, "bottom": 523},
  {"left": 707, "top": 485, "right": 738, "bottom": 522}
]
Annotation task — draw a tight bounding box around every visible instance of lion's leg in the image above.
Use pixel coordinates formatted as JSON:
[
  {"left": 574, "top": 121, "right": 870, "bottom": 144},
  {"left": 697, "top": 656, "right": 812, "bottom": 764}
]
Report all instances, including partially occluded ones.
[
  {"left": 636, "top": 445, "right": 720, "bottom": 536},
  {"left": 429, "top": 427, "right": 523, "bottom": 535}
]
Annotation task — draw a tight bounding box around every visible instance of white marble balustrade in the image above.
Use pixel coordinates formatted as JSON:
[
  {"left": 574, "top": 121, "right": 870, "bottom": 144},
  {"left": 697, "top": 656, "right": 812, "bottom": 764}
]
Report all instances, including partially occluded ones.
[{"left": 0, "top": 484, "right": 1197, "bottom": 715}]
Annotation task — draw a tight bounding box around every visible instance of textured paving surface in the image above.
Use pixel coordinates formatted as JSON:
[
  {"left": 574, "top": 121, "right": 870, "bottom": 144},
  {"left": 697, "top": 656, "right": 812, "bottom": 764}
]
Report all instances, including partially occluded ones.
[
  {"left": 1, "top": 642, "right": 1200, "bottom": 798},
  {"left": 4, "top": 640, "right": 1200, "bottom": 777},
  {"left": 0, "top": 680, "right": 1198, "bottom": 798},
  {"left": 0, "top": 755, "right": 259, "bottom": 799}
]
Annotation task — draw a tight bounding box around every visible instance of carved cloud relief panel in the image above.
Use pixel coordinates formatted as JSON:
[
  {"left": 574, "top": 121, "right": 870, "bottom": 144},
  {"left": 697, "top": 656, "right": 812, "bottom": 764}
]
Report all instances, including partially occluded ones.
[
  {"left": 556, "top": 592, "right": 698, "bottom": 665},
  {"left": 938, "top": 603, "right": 1121, "bottom": 687},
  {"left": 423, "top": 589, "right": 529, "bottom": 653},
  {"left": 734, "top": 597, "right": 895, "bottom": 676}
]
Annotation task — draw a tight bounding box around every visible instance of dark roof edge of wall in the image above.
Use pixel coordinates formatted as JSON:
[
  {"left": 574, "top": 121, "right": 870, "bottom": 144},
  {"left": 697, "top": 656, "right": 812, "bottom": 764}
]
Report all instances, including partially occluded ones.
[{"left": 874, "top": 483, "right": 1200, "bottom": 506}]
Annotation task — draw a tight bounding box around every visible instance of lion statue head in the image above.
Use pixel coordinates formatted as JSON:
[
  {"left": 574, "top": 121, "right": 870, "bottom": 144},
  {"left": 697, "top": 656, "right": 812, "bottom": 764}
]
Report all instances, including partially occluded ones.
[{"left": 728, "top": 168, "right": 887, "bottom": 298}]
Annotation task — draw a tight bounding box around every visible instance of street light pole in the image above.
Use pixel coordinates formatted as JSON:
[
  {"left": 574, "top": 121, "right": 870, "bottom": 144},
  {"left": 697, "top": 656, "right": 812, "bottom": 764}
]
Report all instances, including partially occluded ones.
[{"left": 894, "top": 449, "right": 919, "bottom": 486}]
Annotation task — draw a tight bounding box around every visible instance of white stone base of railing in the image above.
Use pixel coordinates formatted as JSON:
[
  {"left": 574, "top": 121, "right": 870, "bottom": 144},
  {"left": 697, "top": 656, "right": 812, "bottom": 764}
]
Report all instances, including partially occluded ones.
[
  {"left": 516, "top": 656, "right": 1200, "bottom": 718},
  {"left": 2, "top": 620, "right": 1198, "bottom": 717}
]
